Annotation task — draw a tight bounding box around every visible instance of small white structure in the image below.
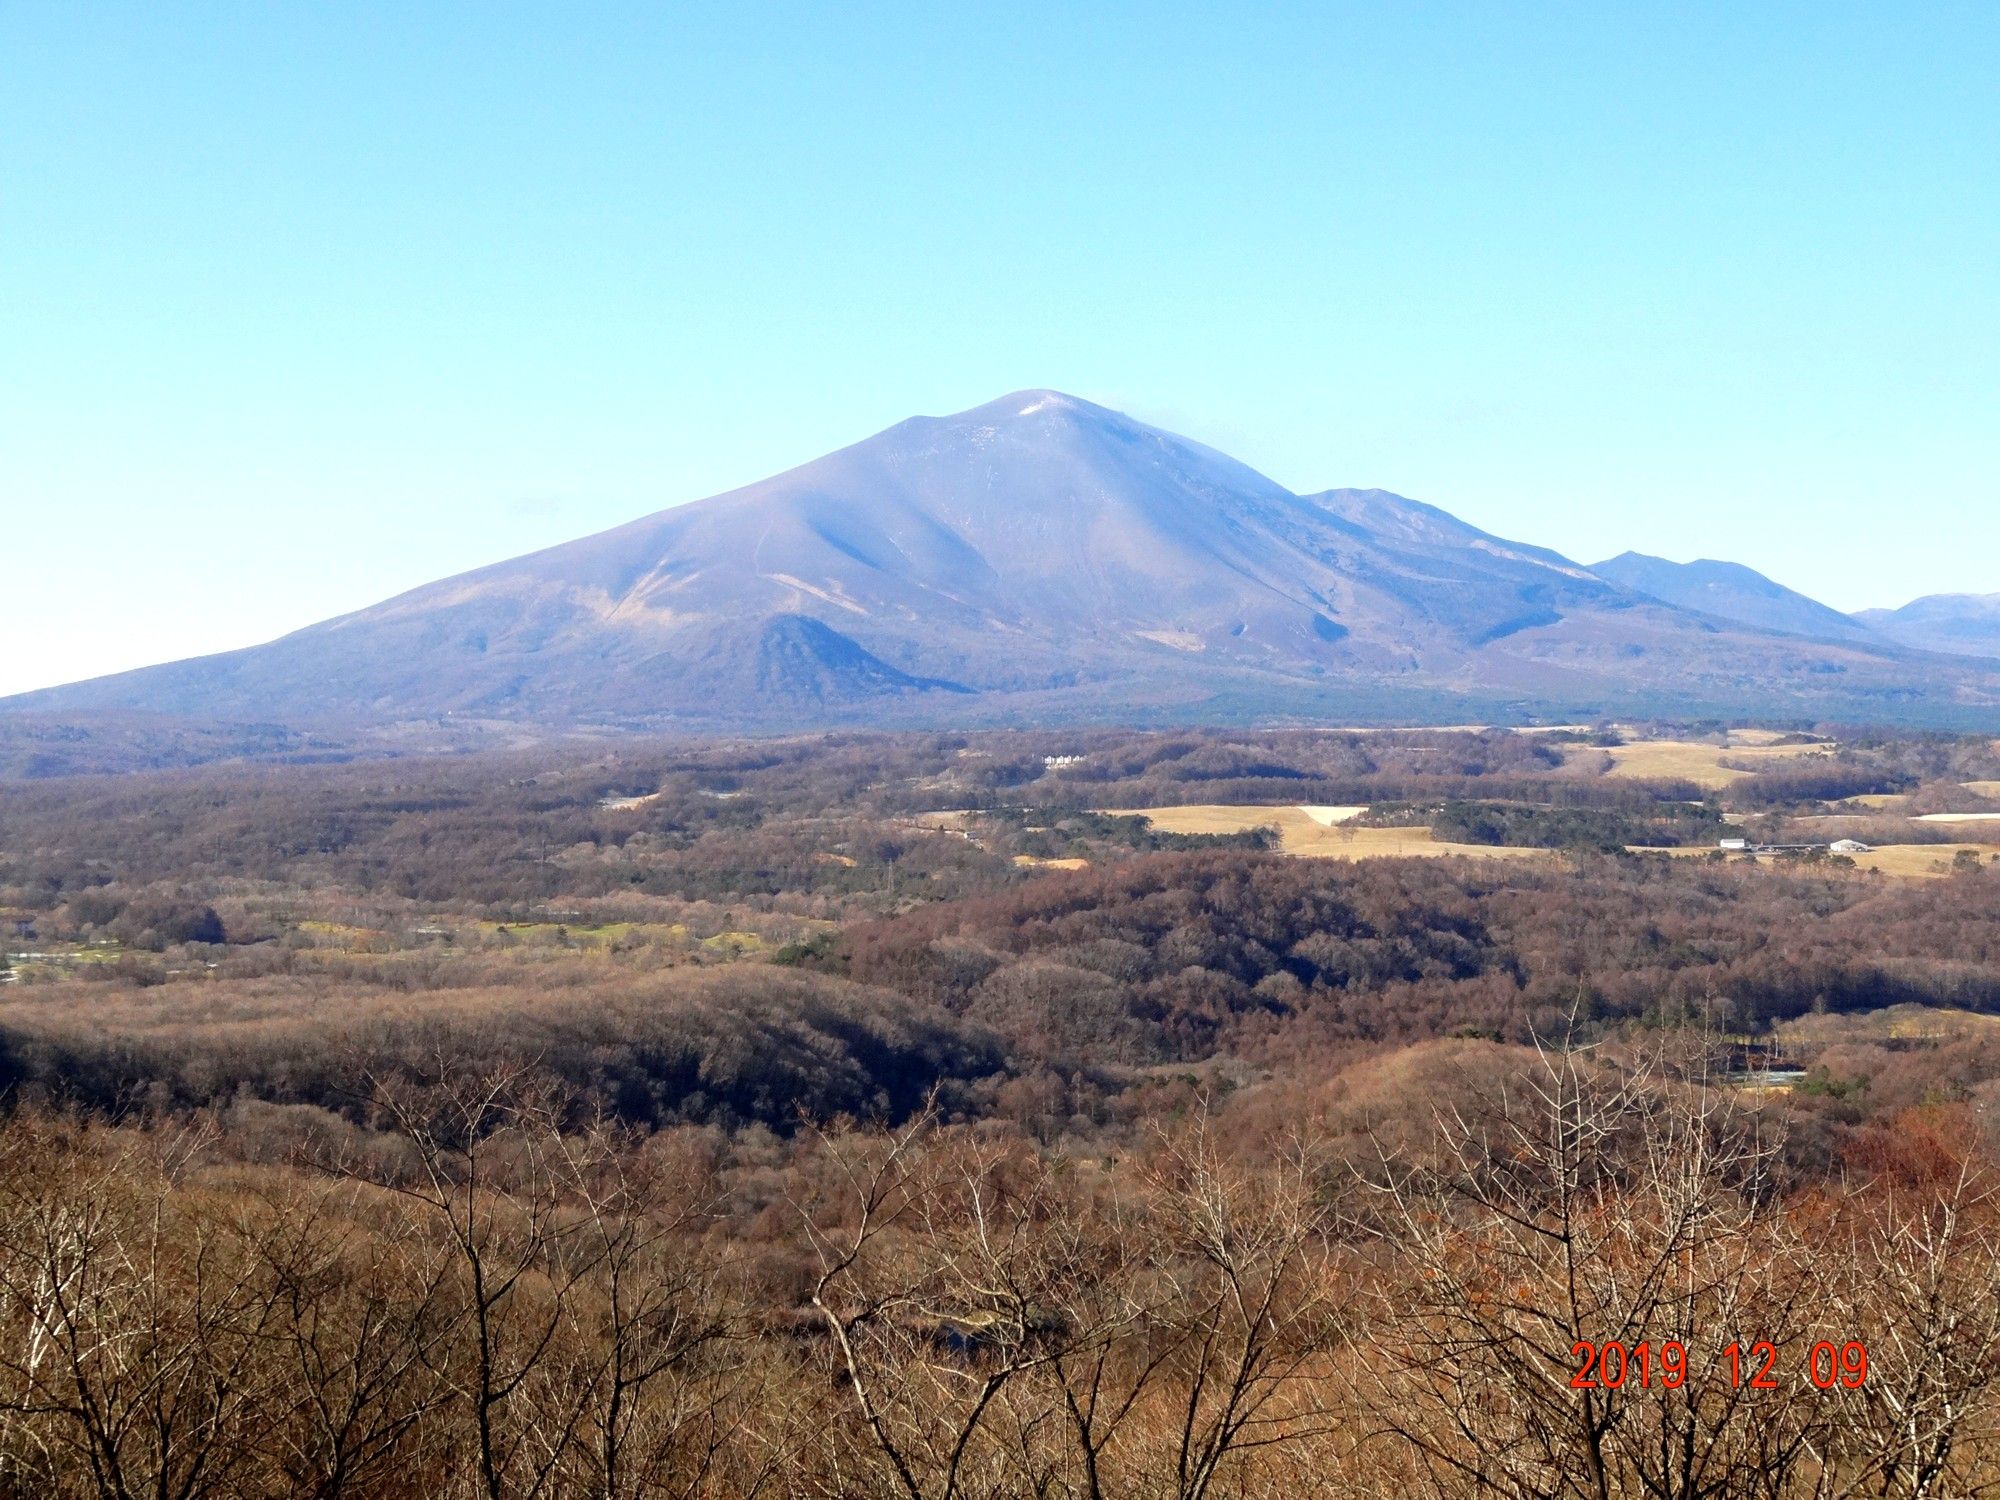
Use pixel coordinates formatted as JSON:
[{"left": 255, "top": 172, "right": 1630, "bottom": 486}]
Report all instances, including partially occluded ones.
[
  {"left": 1829, "top": 838, "right": 1873, "bottom": 855},
  {"left": 1719, "top": 838, "right": 1749, "bottom": 851},
  {"left": 1043, "top": 754, "right": 1084, "bottom": 769}
]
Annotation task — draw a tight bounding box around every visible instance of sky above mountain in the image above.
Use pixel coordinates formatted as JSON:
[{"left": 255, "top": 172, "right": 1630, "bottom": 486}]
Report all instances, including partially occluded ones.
[{"left": 2, "top": 3, "right": 1995, "bottom": 696}]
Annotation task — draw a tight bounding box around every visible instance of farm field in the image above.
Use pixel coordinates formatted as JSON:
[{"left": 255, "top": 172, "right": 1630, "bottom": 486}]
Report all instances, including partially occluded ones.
[
  {"left": 1640, "top": 842, "right": 2000, "bottom": 878},
  {"left": 1777, "top": 1004, "right": 2000, "bottom": 1049},
  {"left": 1124, "top": 804, "right": 1548, "bottom": 861},
  {"left": 1596, "top": 734, "right": 1834, "bottom": 789},
  {"left": 1849, "top": 843, "right": 2000, "bottom": 877}
]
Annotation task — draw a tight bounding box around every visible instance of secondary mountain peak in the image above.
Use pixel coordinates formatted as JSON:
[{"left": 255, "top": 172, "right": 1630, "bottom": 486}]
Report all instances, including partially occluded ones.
[
  {"left": 1589, "top": 551, "right": 1877, "bottom": 642},
  {"left": 1856, "top": 593, "right": 2000, "bottom": 659}
]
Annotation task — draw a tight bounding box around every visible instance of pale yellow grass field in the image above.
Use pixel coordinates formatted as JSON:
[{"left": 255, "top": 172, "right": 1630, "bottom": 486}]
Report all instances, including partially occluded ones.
[
  {"left": 1964, "top": 781, "right": 2000, "bottom": 798},
  {"left": 1112, "top": 805, "right": 1284, "bottom": 836},
  {"left": 1298, "top": 804, "right": 1369, "bottom": 825},
  {"left": 1850, "top": 845, "right": 1998, "bottom": 877},
  {"left": 1780, "top": 1005, "right": 2000, "bottom": 1047},
  {"left": 1637, "top": 844, "right": 1997, "bottom": 878},
  {"left": 1121, "top": 805, "right": 1548, "bottom": 862},
  {"left": 1837, "top": 793, "right": 1910, "bottom": 809},
  {"left": 1599, "top": 738, "right": 1834, "bottom": 789},
  {"left": 1013, "top": 854, "right": 1090, "bottom": 869}
]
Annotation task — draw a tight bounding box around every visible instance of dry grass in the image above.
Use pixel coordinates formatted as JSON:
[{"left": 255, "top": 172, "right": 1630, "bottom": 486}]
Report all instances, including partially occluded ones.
[
  {"left": 1122, "top": 805, "right": 1548, "bottom": 862},
  {"left": 1849, "top": 844, "right": 1999, "bottom": 878},
  {"left": 1121, "top": 805, "right": 1299, "bottom": 837},
  {"left": 1778, "top": 1004, "right": 2000, "bottom": 1048},
  {"left": 1298, "top": 804, "right": 1369, "bottom": 825},
  {"left": 1599, "top": 736, "right": 1835, "bottom": 789},
  {"left": 1964, "top": 781, "right": 2000, "bottom": 798},
  {"left": 1837, "top": 793, "right": 1910, "bottom": 809},
  {"left": 1635, "top": 843, "right": 1999, "bottom": 879},
  {"left": 1316, "top": 826, "right": 1548, "bottom": 862},
  {"left": 1013, "top": 854, "right": 1089, "bottom": 869}
]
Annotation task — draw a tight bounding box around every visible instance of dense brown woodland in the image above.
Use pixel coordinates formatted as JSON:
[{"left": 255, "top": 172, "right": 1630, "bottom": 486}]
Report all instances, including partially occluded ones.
[{"left": 4, "top": 724, "right": 2000, "bottom": 1496}]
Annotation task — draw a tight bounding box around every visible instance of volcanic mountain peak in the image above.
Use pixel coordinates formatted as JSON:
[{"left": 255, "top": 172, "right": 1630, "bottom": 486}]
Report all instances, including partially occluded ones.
[{"left": 6, "top": 390, "right": 1998, "bottom": 728}]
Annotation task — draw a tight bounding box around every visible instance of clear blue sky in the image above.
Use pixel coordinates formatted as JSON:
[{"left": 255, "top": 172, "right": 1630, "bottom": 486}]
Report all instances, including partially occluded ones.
[{"left": 3, "top": 2, "right": 1995, "bottom": 696}]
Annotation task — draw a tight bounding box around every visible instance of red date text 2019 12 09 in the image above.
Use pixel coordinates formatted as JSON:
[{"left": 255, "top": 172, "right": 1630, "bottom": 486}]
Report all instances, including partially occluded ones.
[{"left": 1569, "top": 1340, "right": 1869, "bottom": 1391}]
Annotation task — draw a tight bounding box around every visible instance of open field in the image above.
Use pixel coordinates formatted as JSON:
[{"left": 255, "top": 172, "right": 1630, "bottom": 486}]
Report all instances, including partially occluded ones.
[
  {"left": 1850, "top": 844, "right": 2000, "bottom": 877},
  {"left": 1965, "top": 781, "right": 2000, "bottom": 798},
  {"left": 1298, "top": 804, "right": 1368, "bottom": 825},
  {"left": 1791, "top": 812, "right": 2000, "bottom": 839},
  {"left": 1641, "top": 843, "right": 2000, "bottom": 878},
  {"left": 1598, "top": 735, "right": 1835, "bottom": 789},
  {"left": 1778, "top": 1004, "right": 2000, "bottom": 1049},
  {"left": 1124, "top": 804, "right": 1548, "bottom": 861}
]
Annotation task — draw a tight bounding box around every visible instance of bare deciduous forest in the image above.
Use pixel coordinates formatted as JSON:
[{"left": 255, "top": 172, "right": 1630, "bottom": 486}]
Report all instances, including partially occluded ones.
[{"left": 5, "top": 725, "right": 2000, "bottom": 1497}]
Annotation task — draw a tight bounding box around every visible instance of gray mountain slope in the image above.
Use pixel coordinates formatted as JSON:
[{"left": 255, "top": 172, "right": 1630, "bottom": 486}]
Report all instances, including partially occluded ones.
[
  {"left": 1591, "top": 552, "right": 1878, "bottom": 642},
  {"left": 7, "top": 390, "right": 1997, "bottom": 726},
  {"left": 1855, "top": 594, "right": 2000, "bottom": 660}
]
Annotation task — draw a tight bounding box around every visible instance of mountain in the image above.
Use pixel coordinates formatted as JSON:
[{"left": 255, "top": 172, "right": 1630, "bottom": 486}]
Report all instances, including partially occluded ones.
[
  {"left": 7, "top": 390, "right": 1998, "bottom": 728},
  {"left": 1590, "top": 553, "right": 1879, "bottom": 642},
  {"left": 1855, "top": 594, "right": 2000, "bottom": 660}
]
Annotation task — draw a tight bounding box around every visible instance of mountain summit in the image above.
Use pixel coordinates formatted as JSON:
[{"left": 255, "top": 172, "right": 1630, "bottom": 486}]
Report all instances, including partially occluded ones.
[{"left": 8, "top": 391, "right": 1997, "bottom": 726}]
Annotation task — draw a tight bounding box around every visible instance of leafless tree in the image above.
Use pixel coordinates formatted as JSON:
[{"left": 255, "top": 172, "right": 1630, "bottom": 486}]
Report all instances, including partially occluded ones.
[
  {"left": 0, "top": 1122, "right": 287, "bottom": 1500},
  {"left": 795, "top": 1103, "right": 1346, "bottom": 1500},
  {"left": 1349, "top": 1037, "right": 1840, "bottom": 1498}
]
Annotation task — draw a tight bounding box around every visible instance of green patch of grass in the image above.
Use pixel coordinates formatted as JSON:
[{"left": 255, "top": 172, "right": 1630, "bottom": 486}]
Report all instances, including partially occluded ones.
[{"left": 481, "top": 920, "right": 689, "bottom": 948}]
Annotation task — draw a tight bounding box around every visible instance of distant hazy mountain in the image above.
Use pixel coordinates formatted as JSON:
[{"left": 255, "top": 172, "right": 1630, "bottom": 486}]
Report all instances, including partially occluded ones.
[
  {"left": 1855, "top": 594, "right": 2000, "bottom": 660},
  {"left": 1590, "top": 552, "right": 1878, "bottom": 642},
  {"left": 7, "top": 391, "right": 1997, "bottom": 727}
]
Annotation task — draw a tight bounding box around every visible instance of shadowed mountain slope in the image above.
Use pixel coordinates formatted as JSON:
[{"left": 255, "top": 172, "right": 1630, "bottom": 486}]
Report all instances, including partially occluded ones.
[{"left": 7, "top": 391, "right": 1997, "bottom": 727}]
